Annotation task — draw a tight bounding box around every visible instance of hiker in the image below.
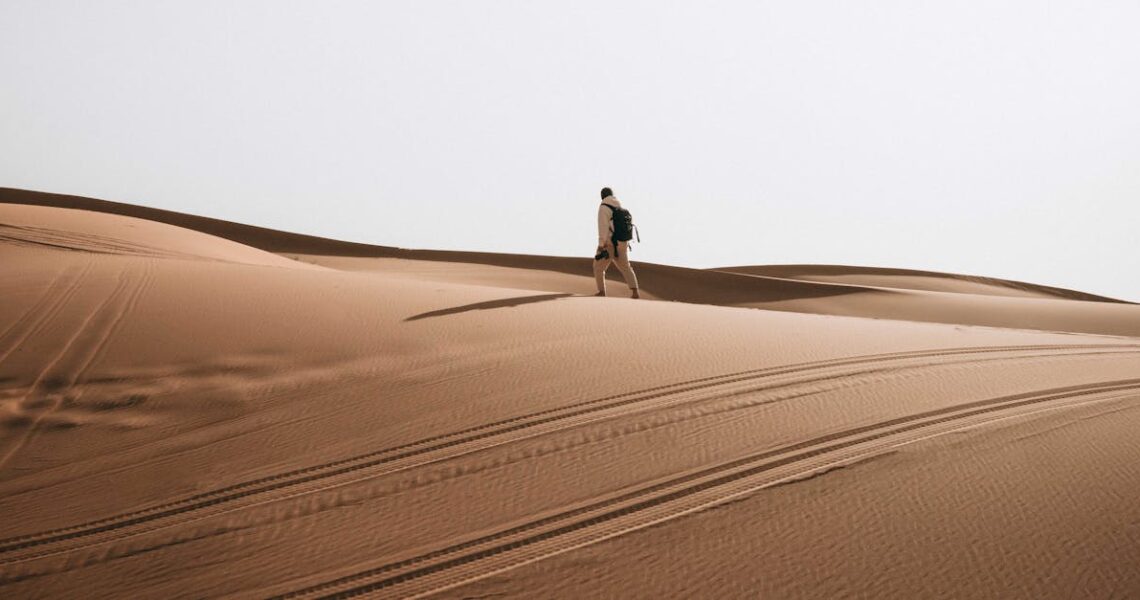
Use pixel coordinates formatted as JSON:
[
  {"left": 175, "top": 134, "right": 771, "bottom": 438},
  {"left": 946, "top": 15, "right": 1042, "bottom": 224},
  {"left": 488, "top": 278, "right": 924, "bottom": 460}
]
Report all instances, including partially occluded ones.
[{"left": 593, "top": 187, "right": 640, "bottom": 299}]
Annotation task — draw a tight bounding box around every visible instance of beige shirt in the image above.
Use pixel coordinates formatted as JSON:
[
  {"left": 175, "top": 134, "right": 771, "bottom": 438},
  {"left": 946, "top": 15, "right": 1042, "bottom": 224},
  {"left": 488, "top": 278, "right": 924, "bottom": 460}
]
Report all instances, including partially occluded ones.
[{"left": 597, "top": 196, "right": 622, "bottom": 246}]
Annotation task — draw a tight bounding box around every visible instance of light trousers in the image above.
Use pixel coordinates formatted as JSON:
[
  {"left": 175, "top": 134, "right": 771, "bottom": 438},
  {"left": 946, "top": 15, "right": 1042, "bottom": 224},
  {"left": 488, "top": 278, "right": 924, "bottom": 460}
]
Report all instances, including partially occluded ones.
[{"left": 594, "top": 241, "right": 638, "bottom": 294}]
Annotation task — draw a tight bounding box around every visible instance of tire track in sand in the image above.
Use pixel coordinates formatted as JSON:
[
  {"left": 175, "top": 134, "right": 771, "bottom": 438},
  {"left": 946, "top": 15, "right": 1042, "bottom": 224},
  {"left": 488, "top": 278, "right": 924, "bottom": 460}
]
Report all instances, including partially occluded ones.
[
  {"left": 0, "top": 261, "right": 153, "bottom": 470},
  {"left": 0, "top": 262, "right": 93, "bottom": 369},
  {"left": 0, "top": 343, "right": 1137, "bottom": 563},
  {"left": 0, "top": 266, "right": 65, "bottom": 356},
  {"left": 270, "top": 378, "right": 1140, "bottom": 600}
]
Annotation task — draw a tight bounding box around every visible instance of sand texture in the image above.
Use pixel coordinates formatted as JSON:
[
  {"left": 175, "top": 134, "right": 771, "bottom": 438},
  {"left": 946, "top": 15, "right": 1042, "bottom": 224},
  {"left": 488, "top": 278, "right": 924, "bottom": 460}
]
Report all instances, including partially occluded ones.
[{"left": 2, "top": 188, "right": 1140, "bottom": 599}]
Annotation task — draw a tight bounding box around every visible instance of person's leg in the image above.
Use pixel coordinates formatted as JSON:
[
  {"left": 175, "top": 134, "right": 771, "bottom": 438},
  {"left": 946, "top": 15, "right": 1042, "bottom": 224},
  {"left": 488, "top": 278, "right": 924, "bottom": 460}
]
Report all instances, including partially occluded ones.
[
  {"left": 614, "top": 242, "right": 640, "bottom": 298},
  {"left": 593, "top": 250, "right": 612, "bottom": 296}
]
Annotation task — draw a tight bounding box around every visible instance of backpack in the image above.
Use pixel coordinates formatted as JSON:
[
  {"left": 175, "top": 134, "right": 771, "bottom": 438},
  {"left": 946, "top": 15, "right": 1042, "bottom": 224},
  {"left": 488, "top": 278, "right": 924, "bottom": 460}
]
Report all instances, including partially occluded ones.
[{"left": 603, "top": 204, "right": 639, "bottom": 244}]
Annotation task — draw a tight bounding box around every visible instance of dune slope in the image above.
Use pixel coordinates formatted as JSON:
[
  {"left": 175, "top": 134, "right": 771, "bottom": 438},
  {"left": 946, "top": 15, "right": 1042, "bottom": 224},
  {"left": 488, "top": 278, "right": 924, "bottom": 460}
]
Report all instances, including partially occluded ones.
[{"left": 1, "top": 194, "right": 1139, "bottom": 599}]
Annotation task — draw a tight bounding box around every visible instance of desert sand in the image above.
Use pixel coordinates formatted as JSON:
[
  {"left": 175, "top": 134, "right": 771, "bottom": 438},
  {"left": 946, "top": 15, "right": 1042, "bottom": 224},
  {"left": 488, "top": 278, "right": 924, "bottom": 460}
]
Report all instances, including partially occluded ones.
[{"left": 1, "top": 187, "right": 1139, "bottom": 599}]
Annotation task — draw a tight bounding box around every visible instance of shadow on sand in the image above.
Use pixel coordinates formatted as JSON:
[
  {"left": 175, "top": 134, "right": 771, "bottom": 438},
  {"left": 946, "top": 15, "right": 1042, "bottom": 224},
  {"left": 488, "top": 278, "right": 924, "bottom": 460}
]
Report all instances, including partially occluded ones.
[{"left": 405, "top": 293, "right": 574, "bottom": 321}]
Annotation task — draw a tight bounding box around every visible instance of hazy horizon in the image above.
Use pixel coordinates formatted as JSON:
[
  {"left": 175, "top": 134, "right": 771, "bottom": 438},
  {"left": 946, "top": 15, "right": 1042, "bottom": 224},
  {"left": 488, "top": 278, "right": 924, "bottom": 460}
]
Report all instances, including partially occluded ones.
[{"left": 3, "top": 1, "right": 1138, "bottom": 301}]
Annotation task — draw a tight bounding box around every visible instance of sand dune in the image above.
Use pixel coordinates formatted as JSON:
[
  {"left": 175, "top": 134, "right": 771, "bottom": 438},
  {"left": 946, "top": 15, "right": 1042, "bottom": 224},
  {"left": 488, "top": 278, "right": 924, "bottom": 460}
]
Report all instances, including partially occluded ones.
[
  {"left": 0, "top": 187, "right": 402, "bottom": 256},
  {"left": 0, "top": 204, "right": 307, "bottom": 269},
  {"left": 296, "top": 255, "right": 1140, "bottom": 338},
  {"left": 5, "top": 187, "right": 1136, "bottom": 338},
  {"left": 2, "top": 189, "right": 1139, "bottom": 598},
  {"left": 717, "top": 264, "right": 1127, "bottom": 302}
]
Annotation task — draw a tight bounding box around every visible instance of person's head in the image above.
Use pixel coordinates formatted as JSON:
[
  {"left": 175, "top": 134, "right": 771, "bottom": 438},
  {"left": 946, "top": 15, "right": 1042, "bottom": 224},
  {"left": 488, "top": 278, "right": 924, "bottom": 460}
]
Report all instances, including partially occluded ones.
[{"left": 600, "top": 187, "right": 613, "bottom": 199}]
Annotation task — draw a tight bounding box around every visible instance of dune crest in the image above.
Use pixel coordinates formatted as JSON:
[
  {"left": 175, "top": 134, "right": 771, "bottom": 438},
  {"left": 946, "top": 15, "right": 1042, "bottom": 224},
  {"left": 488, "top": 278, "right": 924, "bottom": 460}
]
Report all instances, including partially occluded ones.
[
  {"left": 716, "top": 263, "right": 1128, "bottom": 303},
  {"left": 0, "top": 203, "right": 311, "bottom": 269}
]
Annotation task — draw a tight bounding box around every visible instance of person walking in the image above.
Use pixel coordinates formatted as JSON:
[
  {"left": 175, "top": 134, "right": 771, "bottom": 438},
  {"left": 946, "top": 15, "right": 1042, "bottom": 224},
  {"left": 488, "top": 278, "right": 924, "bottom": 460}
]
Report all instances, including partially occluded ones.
[{"left": 593, "top": 187, "right": 640, "bottom": 299}]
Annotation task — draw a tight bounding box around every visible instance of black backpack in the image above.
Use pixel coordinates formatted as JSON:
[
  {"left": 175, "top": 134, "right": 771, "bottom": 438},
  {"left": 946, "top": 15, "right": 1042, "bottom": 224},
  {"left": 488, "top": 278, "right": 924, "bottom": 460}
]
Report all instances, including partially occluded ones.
[{"left": 603, "top": 204, "right": 639, "bottom": 244}]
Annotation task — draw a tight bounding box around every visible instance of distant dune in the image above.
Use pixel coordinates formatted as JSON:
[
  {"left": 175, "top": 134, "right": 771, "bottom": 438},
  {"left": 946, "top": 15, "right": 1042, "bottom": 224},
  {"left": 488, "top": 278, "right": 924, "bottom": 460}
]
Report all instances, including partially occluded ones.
[
  {"left": 2, "top": 188, "right": 1139, "bottom": 598},
  {"left": 716, "top": 263, "right": 1127, "bottom": 303}
]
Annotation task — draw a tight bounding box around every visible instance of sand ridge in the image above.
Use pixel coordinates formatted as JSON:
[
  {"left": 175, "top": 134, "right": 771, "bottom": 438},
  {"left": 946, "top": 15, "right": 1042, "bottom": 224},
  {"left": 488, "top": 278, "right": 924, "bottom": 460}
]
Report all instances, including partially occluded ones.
[
  {"left": 716, "top": 264, "right": 1129, "bottom": 303},
  {"left": 0, "top": 204, "right": 311, "bottom": 268}
]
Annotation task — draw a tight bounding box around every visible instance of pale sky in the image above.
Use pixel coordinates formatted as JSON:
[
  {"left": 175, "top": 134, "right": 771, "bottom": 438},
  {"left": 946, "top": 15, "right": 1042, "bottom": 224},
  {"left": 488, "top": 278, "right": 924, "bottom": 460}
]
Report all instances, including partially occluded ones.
[{"left": 3, "top": 1, "right": 1138, "bottom": 301}]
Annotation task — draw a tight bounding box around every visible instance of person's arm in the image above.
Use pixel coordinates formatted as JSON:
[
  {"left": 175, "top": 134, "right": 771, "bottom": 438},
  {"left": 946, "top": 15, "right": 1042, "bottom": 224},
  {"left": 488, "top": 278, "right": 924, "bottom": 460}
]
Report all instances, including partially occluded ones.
[{"left": 597, "top": 204, "right": 611, "bottom": 247}]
